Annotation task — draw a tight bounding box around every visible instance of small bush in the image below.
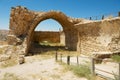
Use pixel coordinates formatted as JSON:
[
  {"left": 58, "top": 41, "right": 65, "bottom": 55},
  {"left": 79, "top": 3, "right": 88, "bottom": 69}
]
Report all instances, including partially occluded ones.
[
  {"left": 111, "top": 55, "right": 120, "bottom": 62},
  {"left": 70, "top": 65, "right": 90, "bottom": 77},
  {"left": 60, "top": 62, "right": 94, "bottom": 80},
  {"left": 69, "top": 65, "right": 98, "bottom": 80}
]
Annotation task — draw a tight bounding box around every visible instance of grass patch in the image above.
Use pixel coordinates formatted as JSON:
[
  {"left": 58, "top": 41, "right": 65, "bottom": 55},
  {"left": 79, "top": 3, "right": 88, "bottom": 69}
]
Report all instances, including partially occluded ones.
[
  {"left": 70, "top": 65, "right": 90, "bottom": 77},
  {"left": 111, "top": 55, "right": 120, "bottom": 62},
  {"left": 69, "top": 65, "right": 96, "bottom": 80},
  {"left": 1, "top": 73, "right": 25, "bottom": 80},
  {"left": 58, "top": 61, "right": 98, "bottom": 80}
]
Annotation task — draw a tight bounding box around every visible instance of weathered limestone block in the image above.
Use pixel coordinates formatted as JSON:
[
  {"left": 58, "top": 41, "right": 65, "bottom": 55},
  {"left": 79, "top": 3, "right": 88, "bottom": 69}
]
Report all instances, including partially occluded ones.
[
  {"left": 7, "top": 35, "right": 22, "bottom": 45},
  {"left": 18, "top": 55, "right": 25, "bottom": 64},
  {"left": 91, "top": 52, "right": 112, "bottom": 59},
  {"left": 108, "top": 37, "right": 120, "bottom": 52},
  {"left": 10, "top": 6, "right": 37, "bottom": 36},
  {"left": 0, "top": 54, "right": 11, "bottom": 62}
]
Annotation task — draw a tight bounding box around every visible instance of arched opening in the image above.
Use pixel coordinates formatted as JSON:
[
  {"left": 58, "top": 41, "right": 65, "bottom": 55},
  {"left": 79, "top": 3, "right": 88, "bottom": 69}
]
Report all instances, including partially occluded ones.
[
  {"left": 9, "top": 7, "right": 79, "bottom": 55},
  {"left": 25, "top": 11, "right": 78, "bottom": 55},
  {"left": 29, "top": 19, "right": 65, "bottom": 53}
]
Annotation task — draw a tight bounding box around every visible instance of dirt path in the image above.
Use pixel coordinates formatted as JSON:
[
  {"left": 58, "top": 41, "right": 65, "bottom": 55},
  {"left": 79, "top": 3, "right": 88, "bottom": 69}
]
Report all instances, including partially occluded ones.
[
  {"left": 95, "top": 63, "right": 118, "bottom": 79},
  {"left": 0, "top": 58, "right": 87, "bottom": 80}
]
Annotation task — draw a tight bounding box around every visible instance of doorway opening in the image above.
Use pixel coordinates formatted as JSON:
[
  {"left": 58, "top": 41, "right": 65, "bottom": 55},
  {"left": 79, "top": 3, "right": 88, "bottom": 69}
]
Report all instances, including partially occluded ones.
[{"left": 29, "top": 19, "right": 65, "bottom": 53}]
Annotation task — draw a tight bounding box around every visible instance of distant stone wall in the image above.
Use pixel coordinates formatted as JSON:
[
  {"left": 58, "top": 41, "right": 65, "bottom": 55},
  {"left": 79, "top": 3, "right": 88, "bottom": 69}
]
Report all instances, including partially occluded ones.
[{"left": 33, "top": 31, "right": 60, "bottom": 43}]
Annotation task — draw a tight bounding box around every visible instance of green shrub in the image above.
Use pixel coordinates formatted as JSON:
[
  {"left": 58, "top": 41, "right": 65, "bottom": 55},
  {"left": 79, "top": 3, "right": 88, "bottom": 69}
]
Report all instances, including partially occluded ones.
[
  {"left": 70, "top": 65, "right": 97, "bottom": 80},
  {"left": 70, "top": 65, "right": 90, "bottom": 77},
  {"left": 111, "top": 55, "right": 120, "bottom": 62},
  {"left": 59, "top": 62, "right": 95, "bottom": 80}
]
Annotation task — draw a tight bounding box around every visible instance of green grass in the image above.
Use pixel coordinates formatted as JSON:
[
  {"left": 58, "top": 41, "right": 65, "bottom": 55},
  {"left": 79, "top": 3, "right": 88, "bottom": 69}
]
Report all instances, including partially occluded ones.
[
  {"left": 111, "top": 55, "right": 120, "bottom": 62},
  {"left": 69, "top": 65, "right": 96, "bottom": 80},
  {"left": 58, "top": 61, "right": 96, "bottom": 80},
  {"left": 70, "top": 65, "right": 90, "bottom": 77}
]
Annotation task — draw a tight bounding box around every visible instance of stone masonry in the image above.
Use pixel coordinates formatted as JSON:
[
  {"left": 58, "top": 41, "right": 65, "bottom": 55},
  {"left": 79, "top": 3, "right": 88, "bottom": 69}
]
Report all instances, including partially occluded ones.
[{"left": 8, "top": 6, "right": 120, "bottom": 55}]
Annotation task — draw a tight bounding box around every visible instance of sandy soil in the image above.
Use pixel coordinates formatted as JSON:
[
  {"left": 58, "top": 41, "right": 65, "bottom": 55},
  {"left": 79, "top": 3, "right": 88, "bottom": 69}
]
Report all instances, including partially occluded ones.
[{"left": 0, "top": 57, "right": 87, "bottom": 80}]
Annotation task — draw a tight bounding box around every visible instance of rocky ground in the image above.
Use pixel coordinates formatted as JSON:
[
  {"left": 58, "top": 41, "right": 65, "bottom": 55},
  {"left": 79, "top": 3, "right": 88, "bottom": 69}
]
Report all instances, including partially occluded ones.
[
  {"left": 0, "top": 30, "right": 8, "bottom": 41},
  {"left": 0, "top": 56, "right": 87, "bottom": 80}
]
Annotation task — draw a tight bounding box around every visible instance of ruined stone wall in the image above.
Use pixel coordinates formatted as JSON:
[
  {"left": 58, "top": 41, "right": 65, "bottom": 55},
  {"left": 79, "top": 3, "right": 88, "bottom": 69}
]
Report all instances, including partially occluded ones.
[
  {"left": 9, "top": 6, "right": 79, "bottom": 54},
  {"left": 76, "top": 18, "right": 120, "bottom": 55},
  {"left": 33, "top": 31, "right": 60, "bottom": 43},
  {"left": 8, "top": 6, "right": 120, "bottom": 55},
  {"left": 9, "top": 7, "right": 36, "bottom": 36}
]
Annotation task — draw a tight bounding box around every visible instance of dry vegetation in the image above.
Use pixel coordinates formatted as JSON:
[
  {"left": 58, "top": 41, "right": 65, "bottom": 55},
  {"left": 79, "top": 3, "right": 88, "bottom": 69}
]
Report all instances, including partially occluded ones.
[
  {"left": 0, "top": 58, "right": 18, "bottom": 68},
  {"left": 1, "top": 73, "right": 25, "bottom": 80}
]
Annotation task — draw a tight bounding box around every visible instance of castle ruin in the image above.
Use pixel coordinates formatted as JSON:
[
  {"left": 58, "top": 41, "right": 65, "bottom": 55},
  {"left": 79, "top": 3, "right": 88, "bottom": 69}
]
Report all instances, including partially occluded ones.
[{"left": 8, "top": 6, "right": 120, "bottom": 56}]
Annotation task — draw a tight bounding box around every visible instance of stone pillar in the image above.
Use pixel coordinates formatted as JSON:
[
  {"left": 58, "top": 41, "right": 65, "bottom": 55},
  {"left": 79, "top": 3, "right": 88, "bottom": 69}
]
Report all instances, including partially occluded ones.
[
  {"left": 18, "top": 55, "right": 25, "bottom": 64},
  {"left": 65, "top": 29, "right": 78, "bottom": 51},
  {"left": 60, "top": 31, "right": 65, "bottom": 45}
]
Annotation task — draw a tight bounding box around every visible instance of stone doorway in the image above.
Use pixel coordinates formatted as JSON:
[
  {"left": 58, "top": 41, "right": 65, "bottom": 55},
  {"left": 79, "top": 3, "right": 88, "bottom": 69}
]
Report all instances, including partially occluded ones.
[{"left": 29, "top": 19, "right": 66, "bottom": 53}]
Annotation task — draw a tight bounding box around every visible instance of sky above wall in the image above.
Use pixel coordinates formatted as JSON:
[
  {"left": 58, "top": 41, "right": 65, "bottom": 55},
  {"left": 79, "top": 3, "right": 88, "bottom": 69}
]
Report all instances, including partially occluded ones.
[{"left": 0, "top": 0, "right": 120, "bottom": 31}]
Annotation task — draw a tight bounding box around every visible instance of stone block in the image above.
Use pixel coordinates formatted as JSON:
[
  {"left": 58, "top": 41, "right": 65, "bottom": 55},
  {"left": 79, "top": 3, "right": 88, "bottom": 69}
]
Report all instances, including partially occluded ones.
[
  {"left": 0, "top": 54, "right": 11, "bottom": 62},
  {"left": 18, "top": 55, "right": 25, "bottom": 64}
]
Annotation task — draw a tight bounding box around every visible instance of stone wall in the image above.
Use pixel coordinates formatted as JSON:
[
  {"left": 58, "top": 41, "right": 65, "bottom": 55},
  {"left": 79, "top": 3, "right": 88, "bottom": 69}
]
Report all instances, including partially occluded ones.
[
  {"left": 8, "top": 6, "right": 120, "bottom": 55},
  {"left": 33, "top": 31, "right": 60, "bottom": 43},
  {"left": 76, "top": 18, "right": 120, "bottom": 55},
  {"left": 9, "top": 6, "right": 80, "bottom": 54}
]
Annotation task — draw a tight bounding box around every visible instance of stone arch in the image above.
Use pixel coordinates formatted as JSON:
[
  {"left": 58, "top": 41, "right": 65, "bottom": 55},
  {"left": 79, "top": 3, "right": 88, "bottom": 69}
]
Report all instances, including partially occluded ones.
[
  {"left": 8, "top": 6, "right": 80, "bottom": 55},
  {"left": 27, "top": 11, "right": 73, "bottom": 51}
]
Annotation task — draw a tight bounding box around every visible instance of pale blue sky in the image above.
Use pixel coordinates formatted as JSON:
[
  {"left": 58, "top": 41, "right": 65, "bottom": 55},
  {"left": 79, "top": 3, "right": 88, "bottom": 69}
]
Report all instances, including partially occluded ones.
[{"left": 0, "top": 0, "right": 120, "bottom": 31}]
